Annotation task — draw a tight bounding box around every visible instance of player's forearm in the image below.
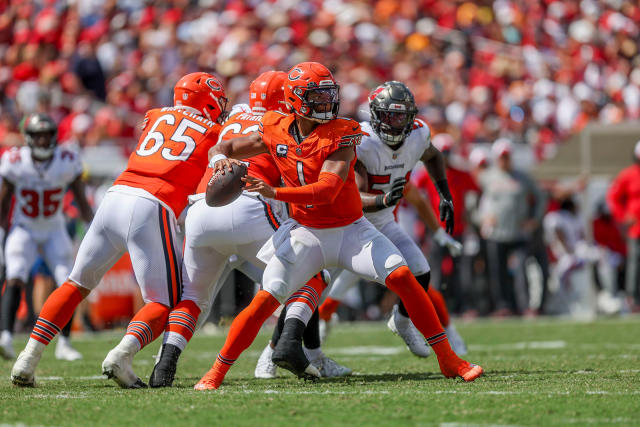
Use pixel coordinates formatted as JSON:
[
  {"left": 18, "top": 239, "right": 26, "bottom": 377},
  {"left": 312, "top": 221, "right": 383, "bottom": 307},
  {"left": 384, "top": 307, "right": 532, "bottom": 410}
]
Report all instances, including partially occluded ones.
[
  {"left": 209, "top": 134, "right": 266, "bottom": 160},
  {"left": 275, "top": 171, "right": 344, "bottom": 205},
  {"left": 360, "top": 192, "right": 381, "bottom": 212},
  {"left": 425, "top": 149, "right": 447, "bottom": 183}
]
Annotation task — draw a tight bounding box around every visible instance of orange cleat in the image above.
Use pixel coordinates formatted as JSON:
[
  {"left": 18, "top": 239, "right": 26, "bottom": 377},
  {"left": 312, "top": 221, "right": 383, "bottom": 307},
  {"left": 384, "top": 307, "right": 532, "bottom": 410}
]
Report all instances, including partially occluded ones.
[
  {"left": 439, "top": 359, "right": 484, "bottom": 382},
  {"left": 193, "top": 368, "right": 223, "bottom": 391}
]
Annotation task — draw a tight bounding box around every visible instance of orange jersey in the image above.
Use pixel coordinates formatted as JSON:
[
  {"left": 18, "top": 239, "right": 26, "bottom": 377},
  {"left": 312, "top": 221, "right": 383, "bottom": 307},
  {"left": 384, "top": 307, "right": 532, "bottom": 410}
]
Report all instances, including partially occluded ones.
[
  {"left": 259, "top": 111, "right": 363, "bottom": 228},
  {"left": 194, "top": 111, "right": 281, "bottom": 195},
  {"left": 114, "top": 107, "right": 221, "bottom": 217}
]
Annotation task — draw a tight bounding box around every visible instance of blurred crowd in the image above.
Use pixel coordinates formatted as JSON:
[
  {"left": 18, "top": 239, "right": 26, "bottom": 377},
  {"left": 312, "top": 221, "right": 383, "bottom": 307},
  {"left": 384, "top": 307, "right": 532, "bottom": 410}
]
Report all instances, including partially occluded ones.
[
  {"left": 1, "top": 0, "right": 640, "bottom": 158},
  {"left": 1, "top": 0, "right": 640, "bottom": 325}
]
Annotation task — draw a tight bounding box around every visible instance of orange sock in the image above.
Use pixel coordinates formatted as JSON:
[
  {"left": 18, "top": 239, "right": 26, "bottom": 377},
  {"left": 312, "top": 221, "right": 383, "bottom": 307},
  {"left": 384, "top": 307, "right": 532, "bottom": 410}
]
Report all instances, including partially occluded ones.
[
  {"left": 166, "top": 299, "right": 200, "bottom": 344},
  {"left": 30, "top": 282, "right": 84, "bottom": 345},
  {"left": 208, "top": 290, "right": 280, "bottom": 388},
  {"left": 427, "top": 287, "right": 450, "bottom": 328},
  {"left": 125, "top": 302, "right": 170, "bottom": 349},
  {"left": 319, "top": 297, "right": 340, "bottom": 321},
  {"left": 385, "top": 266, "right": 463, "bottom": 374}
]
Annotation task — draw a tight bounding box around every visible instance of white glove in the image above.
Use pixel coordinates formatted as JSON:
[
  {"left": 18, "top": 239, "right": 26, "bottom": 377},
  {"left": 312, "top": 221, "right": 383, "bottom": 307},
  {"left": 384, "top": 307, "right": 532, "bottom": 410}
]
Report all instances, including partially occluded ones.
[{"left": 433, "top": 228, "right": 463, "bottom": 257}]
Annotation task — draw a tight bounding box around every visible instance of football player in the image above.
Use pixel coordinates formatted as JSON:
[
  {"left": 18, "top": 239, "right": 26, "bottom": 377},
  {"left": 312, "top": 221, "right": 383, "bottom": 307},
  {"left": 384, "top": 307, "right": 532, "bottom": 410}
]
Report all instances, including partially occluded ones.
[
  {"left": 0, "top": 114, "right": 93, "bottom": 361},
  {"left": 316, "top": 82, "right": 468, "bottom": 356},
  {"left": 194, "top": 62, "right": 483, "bottom": 390},
  {"left": 149, "top": 71, "right": 349, "bottom": 387},
  {"left": 11, "top": 72, "right": 246, "bottom": 388}
]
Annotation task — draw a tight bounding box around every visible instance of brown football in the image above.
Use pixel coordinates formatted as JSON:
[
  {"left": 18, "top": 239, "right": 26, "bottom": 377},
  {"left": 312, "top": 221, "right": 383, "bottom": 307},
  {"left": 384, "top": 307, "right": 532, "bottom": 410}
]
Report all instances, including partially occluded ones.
[{"left": 205, "top": 162, "right": 248, "bottom": 207}]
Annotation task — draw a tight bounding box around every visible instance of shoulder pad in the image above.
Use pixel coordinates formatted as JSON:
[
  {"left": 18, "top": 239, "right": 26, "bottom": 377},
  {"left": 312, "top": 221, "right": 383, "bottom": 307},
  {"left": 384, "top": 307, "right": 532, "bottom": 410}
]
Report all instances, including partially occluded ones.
[{"left": 331, "top": 118, "right": 363, "bottom": 148}]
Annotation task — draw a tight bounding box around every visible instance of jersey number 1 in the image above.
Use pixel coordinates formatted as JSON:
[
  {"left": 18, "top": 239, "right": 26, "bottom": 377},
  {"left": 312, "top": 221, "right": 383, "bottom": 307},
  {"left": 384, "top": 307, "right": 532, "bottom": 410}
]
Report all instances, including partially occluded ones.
[
  {"left": 137, "top": 114, "right": 207, "bottom": 161},
  {"left": 296, "top": 161, "right": 313, "bottom": 208}
]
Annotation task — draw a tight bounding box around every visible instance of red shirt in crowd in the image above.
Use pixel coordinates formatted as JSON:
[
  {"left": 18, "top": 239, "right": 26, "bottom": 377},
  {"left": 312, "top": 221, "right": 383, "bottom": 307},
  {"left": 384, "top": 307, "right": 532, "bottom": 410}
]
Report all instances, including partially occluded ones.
[
  {"left": 607, "top": 163, "right": 640, "bottom": 239},
  {"left": 417, "top": 165, "right": 479, "bottom": 237}
]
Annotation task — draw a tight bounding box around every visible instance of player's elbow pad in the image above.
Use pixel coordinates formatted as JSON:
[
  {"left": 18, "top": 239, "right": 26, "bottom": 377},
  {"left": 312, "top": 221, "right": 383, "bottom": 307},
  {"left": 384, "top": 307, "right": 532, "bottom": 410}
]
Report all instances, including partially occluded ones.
[{"left": 275, "top": 171, "right": 344, "bottom": 205}]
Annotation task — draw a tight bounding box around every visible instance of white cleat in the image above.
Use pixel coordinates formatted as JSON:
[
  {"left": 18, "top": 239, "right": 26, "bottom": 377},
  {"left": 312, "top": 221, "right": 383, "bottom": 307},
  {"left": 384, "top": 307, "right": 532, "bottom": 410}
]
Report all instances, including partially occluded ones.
[
  {"left": 102, "top": 347, "right": 147, "bottom": 389},
  {"left": 55, "top": 337, "right": 83, "bottom": 361},
  {"left": 254, "top": 344, "right": 278, "bottom": 379},
  {"left": 0, "top": 332, "right": 15, "bottom": 360},
  {"left": 445, "top": 324, "right": 467, "bottom": 355},
  {"left": 11, "top": 350, "right": 41, "bottom": 387},
  {"left": 387, "top": 305, "right": 432, "bottom": 358},
  {"left": 310, "top": 353, "right": 352, "bottom": 377}
]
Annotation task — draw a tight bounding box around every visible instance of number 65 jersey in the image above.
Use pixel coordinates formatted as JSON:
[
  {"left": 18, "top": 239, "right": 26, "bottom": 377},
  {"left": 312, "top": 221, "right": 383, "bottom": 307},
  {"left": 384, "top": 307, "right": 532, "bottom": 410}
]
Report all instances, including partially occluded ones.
[
  {"left": 0, "top": 146, "right": 83, "bottom": 231},
  {"left": 114, "top": 107, "right": 221, "bottom": 218}
]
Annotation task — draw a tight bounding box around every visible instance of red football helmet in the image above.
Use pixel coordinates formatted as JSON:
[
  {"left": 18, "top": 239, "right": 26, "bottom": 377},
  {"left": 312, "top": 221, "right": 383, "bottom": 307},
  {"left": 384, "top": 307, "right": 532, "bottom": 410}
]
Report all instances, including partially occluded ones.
[
  {"left": 284, "top": 62, "right": 339, "bottom": 123},
  {"left": 249, "top": 71, "right": 287, "bottom": 114},
  {"left": 174, "top": 72, "right": 228, "bottom": 123}
]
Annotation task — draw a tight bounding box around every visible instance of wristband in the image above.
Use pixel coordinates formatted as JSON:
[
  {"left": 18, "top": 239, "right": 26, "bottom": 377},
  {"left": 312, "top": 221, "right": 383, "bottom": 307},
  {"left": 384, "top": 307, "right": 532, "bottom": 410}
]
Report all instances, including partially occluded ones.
[
  {"left": 375, "top": 194, "right": 388, "bottom": 209},
  {"left": 209, "top": 154, "right": 228, "bottom": 167}
]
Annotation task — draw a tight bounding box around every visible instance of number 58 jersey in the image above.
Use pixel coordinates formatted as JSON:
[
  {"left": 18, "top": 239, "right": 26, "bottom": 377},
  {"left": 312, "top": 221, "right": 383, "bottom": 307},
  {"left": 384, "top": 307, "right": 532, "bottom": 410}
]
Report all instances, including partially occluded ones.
[
  {"left": 0, "top": 146, "right": 83, "bottom": 231},
  {"left": 357, "top": 119, "right": 431, "bottom": 229},
  {"left": 114, "top": 107, "right": 222, "bottom": 218}
]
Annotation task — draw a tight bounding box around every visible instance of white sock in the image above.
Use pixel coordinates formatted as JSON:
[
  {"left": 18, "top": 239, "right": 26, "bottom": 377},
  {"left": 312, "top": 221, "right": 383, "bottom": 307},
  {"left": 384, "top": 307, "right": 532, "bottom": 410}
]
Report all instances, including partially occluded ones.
[
  {"left": 285, "top": 301, "right": 314, "bottom": 325},
  {"left": 25, "top": 338, "right": 46, "bottom": 356},
  {"left": 118, "top": 334, "right": 142, "bottom": 354},
  {"left": 164, "top": 331, "right": 188, "bottom": 351}
]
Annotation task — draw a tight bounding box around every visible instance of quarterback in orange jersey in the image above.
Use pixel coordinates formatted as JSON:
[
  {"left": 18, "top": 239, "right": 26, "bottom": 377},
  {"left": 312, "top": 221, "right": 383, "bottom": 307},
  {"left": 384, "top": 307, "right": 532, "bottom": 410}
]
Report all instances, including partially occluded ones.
[
  {"left": 149, "top": 71, "right": 348, "bottom": 387},
  {"left": 194, "top": 62, "right": 483, "bottom": 390},
  {"left": 11, "top": 72, "right": 237, "bottom": 389}
]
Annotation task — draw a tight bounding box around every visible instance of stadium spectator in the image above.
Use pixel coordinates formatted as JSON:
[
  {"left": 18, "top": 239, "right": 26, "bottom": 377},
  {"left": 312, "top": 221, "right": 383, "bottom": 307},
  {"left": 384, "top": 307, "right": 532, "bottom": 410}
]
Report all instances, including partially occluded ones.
[
  {"left": 416, "top": 133, "right": 479, "bottom": 314},
  {"left": 478, "top": 138, "right": 546, "bottom": 315},
  {"left": 607, "top": 140, "right": 640, "bottom": 312}
]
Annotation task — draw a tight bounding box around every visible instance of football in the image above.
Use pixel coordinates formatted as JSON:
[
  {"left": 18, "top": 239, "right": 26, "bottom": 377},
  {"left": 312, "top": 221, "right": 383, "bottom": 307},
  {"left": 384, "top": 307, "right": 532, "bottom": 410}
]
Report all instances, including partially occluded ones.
[{"left": 205, "top": 162, "right": 248, "bottom": 207}]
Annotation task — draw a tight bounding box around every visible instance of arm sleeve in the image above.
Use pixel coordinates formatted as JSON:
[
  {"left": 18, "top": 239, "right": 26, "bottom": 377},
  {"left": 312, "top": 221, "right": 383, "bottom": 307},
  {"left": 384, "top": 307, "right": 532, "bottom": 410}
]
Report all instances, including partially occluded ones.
[{"left": 274, "top": 171, "right": 344, "bottom": 205}]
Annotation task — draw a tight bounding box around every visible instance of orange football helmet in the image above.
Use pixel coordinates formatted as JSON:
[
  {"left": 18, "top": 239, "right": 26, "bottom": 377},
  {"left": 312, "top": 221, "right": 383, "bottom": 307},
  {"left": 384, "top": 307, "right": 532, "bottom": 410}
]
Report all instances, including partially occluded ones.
[
  {"left": 284, "top": 62, "right": 339, "bottom": 123},
  {"left": 249, "top": 71, "right": 287, "bottom": 114},
  {"left": 174, "top": 72, "right": 228, "bottom": 123}
]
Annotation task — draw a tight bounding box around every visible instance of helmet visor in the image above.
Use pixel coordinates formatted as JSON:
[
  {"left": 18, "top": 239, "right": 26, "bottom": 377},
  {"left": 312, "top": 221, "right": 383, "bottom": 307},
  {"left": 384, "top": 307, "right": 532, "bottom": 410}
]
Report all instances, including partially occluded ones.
[
  {"left": 378, "top": 110, "right": 413, "bottom": 135},
  {"left": 304, "top": 86, "right": 339, "bottom": 122}
]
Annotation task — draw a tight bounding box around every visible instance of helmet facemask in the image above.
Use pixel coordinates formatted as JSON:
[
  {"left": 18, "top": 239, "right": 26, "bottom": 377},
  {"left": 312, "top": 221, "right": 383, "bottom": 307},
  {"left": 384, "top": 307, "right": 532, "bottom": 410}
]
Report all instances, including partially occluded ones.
[
  {"left": 294, "top": 85, "right": 340, "bottom": 123},
  {"left": 27, "top": 130, "right": 57, "bottom": 160},
  {"left": 371, "top": 105, "right": 416, "bottom": 147}
]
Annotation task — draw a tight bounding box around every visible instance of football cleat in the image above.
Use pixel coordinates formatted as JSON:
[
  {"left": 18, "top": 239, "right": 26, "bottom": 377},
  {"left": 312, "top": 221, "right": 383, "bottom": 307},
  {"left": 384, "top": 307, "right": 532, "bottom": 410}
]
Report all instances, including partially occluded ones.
[
  {"left": 193, "top": 369, "right": 221, "bottom": 391},
  {"left": 309, "top": 353, "right": 352, "bottom": 377},
  {"left": 0, "top": 332, "right": 15, "bottom": 360},
  {"left": 440, "top": 360, "right": 484, "bottom": 382},
  {"left": 102, "top": 347, "right": 147, "bottom": 389},
  {"left": 254, "top": 344, "right": 277, "bottom": 379},
  {"left": 55, "top": 337, "right": 83, "bottom": 361},
  {"left": 272, "top": 337, "right": 320, "bottom": 381},
  {"left": 445, "top": 324, "right": 468, "bottom": 356},
  {"left": 149, "top": 344, "right": 181, "bottom": 388},
  {"left": 11, "top": 349, "right": 41, "bottom": 387},
  {"left": 387, "top": 305, "right": 432, "bottom": 358}
]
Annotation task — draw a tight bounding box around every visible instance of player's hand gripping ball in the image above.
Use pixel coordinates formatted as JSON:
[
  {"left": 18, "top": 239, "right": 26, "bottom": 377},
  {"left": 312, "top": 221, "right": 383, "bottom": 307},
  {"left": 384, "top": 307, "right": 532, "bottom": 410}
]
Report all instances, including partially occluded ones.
[{"left": 206, "top": 160, "right": 248, "bottom": 207}]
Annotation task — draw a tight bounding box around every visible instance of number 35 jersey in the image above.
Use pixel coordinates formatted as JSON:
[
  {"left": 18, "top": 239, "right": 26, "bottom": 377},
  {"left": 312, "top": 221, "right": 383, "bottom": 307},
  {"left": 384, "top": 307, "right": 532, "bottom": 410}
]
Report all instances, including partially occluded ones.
[
  {"left": 357, "top": 119, "right": 431, "bottom": 229},
  {"left": 0, "top": 146, "right": 83, "bottom": 231},
  {"left": 260, "top": 111, "right": 363, "bottom": 229},
  {"left": 114, "top": 107, "right": 222, "bottom": 218}
]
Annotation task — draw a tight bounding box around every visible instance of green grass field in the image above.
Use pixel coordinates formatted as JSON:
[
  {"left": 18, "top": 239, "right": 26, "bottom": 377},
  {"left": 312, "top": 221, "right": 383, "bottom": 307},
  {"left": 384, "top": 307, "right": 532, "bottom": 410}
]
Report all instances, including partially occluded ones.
[{"left": 2, "top": 316, "right": 639, "bottom": 426}]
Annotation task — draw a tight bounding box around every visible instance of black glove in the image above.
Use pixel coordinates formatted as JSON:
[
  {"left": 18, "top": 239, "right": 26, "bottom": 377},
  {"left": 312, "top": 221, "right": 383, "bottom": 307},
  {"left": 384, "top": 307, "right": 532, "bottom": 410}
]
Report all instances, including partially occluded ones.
[
  {"left": 375, "top": 178, "right": 407, "bottom": 209},
  {"left": 435, "top": 179, "right": 455, "bottom": 234}
]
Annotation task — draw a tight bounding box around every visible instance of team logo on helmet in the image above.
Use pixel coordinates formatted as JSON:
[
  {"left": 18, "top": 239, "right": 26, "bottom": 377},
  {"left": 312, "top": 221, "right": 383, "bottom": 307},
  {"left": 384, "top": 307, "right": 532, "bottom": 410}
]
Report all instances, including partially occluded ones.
[{"left": 288, "top": 68, "right": 304, "bottom": 81}]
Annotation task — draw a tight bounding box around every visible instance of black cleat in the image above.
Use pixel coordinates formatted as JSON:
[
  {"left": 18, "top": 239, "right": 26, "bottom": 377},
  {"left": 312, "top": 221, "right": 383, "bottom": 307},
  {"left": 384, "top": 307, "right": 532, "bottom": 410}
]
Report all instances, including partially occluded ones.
[
  {"left": 149, "top": 344, "right": 182, "bottom": 388},
  {"left": 271, "top": 319, "right": 320, "bottom": 381}
]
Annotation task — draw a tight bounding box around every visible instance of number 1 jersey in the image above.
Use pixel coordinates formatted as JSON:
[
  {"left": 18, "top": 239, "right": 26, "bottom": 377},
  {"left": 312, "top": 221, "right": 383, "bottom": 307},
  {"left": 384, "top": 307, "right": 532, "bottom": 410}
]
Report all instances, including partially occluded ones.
[
  {"left": 114, "top": 107, "right": 222, "bottom": 218},
  {"left": 0, "top": 146, "right": 83, "bottom": 231},
  {"left": 259, "top": 111, "right": 364, "bottom": 229}
]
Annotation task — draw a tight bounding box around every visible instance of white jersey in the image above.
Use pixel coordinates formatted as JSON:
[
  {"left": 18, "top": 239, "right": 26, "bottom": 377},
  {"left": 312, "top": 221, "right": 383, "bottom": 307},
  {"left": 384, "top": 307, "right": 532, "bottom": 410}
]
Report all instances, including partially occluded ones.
[
  {"left": 0, "top": 146, "right": 83, "bottom": 231},
  {"left": 357, "top": 119, "right": 431, "bottom": 228}
]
